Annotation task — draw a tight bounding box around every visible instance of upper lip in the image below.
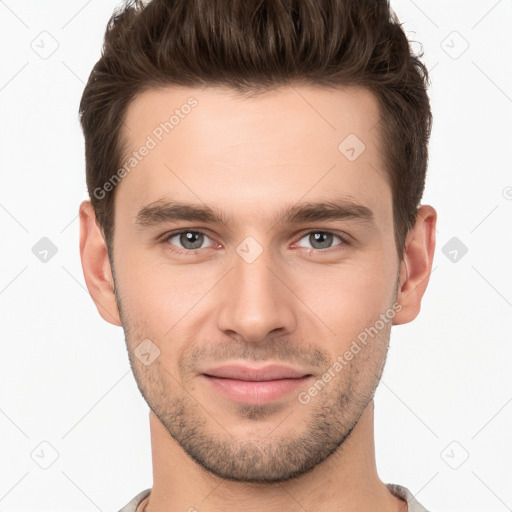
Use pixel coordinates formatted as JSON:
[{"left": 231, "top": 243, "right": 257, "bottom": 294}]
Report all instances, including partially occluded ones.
[{"left": 203, "top": 364, "right": 311, "bottom": 381}]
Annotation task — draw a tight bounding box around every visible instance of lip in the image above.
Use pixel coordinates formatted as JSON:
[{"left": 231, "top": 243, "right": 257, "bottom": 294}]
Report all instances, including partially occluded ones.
[
  {"left": 201, "top": 364, "right": 313, "bottom": 404},
  {"left": 203, "top": 364, "right": 310, "bottom": 381}
]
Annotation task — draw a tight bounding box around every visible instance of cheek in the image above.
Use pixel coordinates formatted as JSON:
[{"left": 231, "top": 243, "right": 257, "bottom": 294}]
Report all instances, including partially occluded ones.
[
  {"left": 114, "top": 249, "right": 219, "bottom": 336},
  {"left": 290, "top": 259, "right": 397, "bottom": 344},
  {"left": 113, "top": 226, "right": 398, "bottom": 345}
]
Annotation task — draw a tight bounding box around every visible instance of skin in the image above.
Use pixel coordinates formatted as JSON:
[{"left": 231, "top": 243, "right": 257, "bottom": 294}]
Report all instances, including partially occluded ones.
[{"left": 79, "top": 85, "right": 436, "bottom": 512}]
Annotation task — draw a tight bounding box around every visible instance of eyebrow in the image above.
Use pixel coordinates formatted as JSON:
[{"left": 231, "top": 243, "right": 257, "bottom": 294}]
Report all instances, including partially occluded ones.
[{"left": 135, "top": 197, "right": 375, "bottom": 229}]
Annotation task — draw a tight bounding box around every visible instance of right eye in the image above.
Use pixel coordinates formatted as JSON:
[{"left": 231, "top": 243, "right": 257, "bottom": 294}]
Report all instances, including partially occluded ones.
[{"left": 163, "top": 229, "right": 216, "bottom": 254}]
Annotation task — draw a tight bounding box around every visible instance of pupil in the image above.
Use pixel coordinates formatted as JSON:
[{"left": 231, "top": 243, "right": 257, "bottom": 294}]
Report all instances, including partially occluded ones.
[
  {"left": 181, "top": 232, "right": 203, "bottom": 249},
  {"left": 177, "top": 232, "right": 332, "bottom": 251},
  {"left": 311, "top": 232, "right": 332, "bottom": 249}
]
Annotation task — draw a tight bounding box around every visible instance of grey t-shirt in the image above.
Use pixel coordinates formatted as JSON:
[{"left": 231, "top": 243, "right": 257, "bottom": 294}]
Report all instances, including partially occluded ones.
[{"left": 118, "top": 483, "right": 430, "bottom": 511}]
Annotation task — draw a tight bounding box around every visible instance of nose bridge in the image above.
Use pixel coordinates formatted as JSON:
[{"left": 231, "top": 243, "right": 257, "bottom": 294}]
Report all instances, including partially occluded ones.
[{"left": 216, "top": 239, "right": 296, "bottom": 342}]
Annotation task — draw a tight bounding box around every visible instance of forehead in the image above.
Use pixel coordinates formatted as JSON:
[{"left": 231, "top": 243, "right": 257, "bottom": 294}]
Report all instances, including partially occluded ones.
[
  {"left": 116, "top": 84, "right": 391, "bottom": 228},
  {"left": 122, "top": 84, "right": 382, "bottom": 154}
]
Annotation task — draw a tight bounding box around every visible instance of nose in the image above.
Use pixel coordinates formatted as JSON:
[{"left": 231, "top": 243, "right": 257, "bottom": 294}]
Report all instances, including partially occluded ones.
[{"left": 216, "top": 244, "right": 297, "bottom": 344}]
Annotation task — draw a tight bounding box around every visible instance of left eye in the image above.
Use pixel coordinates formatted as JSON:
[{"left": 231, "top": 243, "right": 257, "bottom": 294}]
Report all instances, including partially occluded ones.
[{"left": 295, "top": 231, "right": 344, "bottom": 250}]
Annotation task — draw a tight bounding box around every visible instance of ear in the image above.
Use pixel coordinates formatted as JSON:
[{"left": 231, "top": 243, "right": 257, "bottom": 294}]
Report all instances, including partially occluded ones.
[
  {"left": 79, "top": 200, "right": 122, "bottom": 326},
  {"left": 393, "top": 205, "right": 437, "bottom": 325}
]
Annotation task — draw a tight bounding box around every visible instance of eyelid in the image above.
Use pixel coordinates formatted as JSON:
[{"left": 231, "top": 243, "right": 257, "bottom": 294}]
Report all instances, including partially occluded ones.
[
  {"left": 292, "top": 228, "right": 352, "bottom": 247},
  {"left": 160, "top": 228, "right": 351, "bottom": 254},
  {"left": 290, "top": 232, "right": 350, "bottom": 255},
  {"left": 160, "top": 228, "right": 218, "bottom": 252}
]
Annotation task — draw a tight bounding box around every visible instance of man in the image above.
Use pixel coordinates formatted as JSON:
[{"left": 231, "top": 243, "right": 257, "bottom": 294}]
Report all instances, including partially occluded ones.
[{"left": 78, "top": 0, "right": 436, "bottom": 510}]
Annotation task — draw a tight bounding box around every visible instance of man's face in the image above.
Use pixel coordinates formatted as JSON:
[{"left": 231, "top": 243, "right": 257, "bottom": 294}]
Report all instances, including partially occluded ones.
[{"left": 110, "top": 85, "right": 401, "bottom": 482}]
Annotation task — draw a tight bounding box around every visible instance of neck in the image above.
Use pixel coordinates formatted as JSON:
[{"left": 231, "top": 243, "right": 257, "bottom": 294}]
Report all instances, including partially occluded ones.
[{"left": 141, "top": 400, "right": 406, "bottom": 512}]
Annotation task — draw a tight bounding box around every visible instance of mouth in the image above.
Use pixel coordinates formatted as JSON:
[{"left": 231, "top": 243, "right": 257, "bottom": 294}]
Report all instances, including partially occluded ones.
[{"left": 201, "top": 364, "right": 313, "bottom": 404}]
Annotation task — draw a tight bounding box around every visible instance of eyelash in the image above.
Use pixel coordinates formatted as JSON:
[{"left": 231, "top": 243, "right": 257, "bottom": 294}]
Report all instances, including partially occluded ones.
[{"left": 160, "top": 229, "right": 350, "bottom": 256}]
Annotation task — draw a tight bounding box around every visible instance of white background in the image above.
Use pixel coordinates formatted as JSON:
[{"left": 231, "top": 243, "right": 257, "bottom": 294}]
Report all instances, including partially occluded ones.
[{"left": 0, "top": 1, "right": 511, "bottom": 511}]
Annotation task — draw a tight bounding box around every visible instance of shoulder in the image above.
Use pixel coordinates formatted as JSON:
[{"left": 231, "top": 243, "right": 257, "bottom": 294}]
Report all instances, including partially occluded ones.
[
  {"left": 117, "top": 488, "right": 151, "bottom": 512},
  {"left": 386, "top": 483, "right": 432, "bottom": 512}
]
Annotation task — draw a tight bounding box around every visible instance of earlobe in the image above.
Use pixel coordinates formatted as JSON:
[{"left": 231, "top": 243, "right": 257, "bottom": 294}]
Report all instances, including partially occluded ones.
[
  {"left": 393, "top": 205, "right": 437, "bottom": 325},
  {"left": 79, "top": 200, "right": 122, "bottom": 326}
]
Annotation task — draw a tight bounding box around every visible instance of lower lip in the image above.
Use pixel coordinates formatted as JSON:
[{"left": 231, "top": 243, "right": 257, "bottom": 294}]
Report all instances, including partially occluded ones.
[{"left": 203, "top": 375, "right": 312, "bottom": 404}]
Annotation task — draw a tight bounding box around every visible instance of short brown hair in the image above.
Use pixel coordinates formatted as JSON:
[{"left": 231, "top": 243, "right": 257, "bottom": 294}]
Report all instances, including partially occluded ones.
[{"left": 79, "top": 0, "right": 432, "bottom": 257}]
